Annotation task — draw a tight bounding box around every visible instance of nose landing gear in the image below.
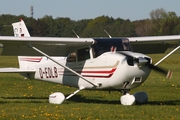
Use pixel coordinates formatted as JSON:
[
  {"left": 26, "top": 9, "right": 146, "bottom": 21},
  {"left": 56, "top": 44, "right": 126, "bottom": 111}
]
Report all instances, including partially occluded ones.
[
  {"left": 120, "top": 92, "right": 136, "bottom": 105},
  {"left": 120, "top": 82, "right": 148, "bottom": 105}
]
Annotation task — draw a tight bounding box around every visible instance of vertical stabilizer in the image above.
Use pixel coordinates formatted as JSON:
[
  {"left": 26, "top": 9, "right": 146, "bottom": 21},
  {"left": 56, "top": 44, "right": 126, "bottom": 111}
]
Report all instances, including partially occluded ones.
[{"left": 12, "top": 19, "right": 30, "bottom": 37}]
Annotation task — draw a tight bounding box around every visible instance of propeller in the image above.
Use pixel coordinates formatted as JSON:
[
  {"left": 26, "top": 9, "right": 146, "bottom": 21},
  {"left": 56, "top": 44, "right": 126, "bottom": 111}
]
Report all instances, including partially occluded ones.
[
  {"left": 119, "top": 51, "right": 173, "bottom": 79},
  {"left": 148, "top": 64, "right": 172, "bottom": 79}
]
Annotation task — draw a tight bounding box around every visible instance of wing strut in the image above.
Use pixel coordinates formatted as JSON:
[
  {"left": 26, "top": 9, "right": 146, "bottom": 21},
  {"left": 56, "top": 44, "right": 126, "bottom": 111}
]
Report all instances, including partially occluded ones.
[
  {"left": 155, "top": 46, "right": 180, "bottom": 66},
  {"left": 29, "top": 43, "right": 98, "bottom": 87}
]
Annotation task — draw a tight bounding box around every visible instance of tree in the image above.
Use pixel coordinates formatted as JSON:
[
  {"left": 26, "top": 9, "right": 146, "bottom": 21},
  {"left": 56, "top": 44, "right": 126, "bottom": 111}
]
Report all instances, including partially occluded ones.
[
  {"left": 161, "top": 12, "right": 180, "bottom": 35},
  {"left": 40, "top": 15, "right": 56, "bottom": 37},
  {"left": 72, "top": 19, "right": 90, "bottom": 37},
  {"left": 149, "top": 8, "right": 180, "bottom": 35},
  {"left": 54, "top": 17, "right": 75, "bottom": 37},
  {"left": 83, "top": 16, "right": 114, "bottom": 37},
  {"left": 134, "top": 19, "right": 153, "bottom": 36},
  {"left": 150, "top": 8, "right": 166, "bottom": 35},
  {"left": 31, "top": 19, "right": 49, "bottom": 37}
]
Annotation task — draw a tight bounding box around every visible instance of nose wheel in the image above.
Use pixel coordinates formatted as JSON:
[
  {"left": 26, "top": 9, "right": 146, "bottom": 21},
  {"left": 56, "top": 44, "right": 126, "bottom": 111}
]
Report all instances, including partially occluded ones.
[
  {"left": 120, "top": 82, "right": 148, "bottom": 105},
  {"left": 120, "top": 82, "right": 136, "bottom": 105},
  {"left": 120, "top": 93, "right": 135, "bottom": 105},
  {"left": 120, "top": 90, "right": 148, "bottom": 105}
]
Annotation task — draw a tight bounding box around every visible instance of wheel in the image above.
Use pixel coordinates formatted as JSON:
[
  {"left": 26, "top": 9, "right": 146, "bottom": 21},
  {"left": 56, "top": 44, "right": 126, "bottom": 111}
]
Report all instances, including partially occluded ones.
[
  {"left": 120, "top": 93, "right": 135, "bottom": 105},
  {"left": 133, "top": 92, "right": 148, "bottom": 104},
  {"left": 49, "top": 92, "right": 65, "bottom": 104}
]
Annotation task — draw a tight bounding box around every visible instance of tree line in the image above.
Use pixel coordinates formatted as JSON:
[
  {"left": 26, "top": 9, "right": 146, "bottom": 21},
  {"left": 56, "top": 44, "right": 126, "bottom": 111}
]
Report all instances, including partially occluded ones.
[{"left": 0, "top": 8, "right": 180, "bottom": 37}]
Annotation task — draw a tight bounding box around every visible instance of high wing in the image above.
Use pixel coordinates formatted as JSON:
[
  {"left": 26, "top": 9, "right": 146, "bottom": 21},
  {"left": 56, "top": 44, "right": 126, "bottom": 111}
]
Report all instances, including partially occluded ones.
[
  {"left": 128, "top": 35, "right": 180, "bottom": 54},
  {"left": 1, "top": 34, "right": 180, "bottom": 56},
  {"left": 0, "top": 36, "right": 94, "bottom": 56}
]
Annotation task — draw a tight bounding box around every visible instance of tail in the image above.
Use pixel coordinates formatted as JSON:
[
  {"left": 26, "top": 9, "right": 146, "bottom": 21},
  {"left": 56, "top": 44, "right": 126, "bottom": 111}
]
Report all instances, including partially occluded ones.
[
  {"left": 12, "top": 19, "right": 30, "bottom": 37},
  {"left": 13, "top": 20, "right": 34, "bottom": 76},
  {"left": 13, "top": 20, "right": 42, "bottom": 73}
]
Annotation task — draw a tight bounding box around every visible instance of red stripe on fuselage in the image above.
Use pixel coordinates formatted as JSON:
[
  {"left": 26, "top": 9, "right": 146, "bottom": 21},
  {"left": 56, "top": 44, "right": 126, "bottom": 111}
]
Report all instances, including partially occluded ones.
[
  {"left": 78, "top": 68, "right": 116, "bottom": 74},
  {"left": 61, "top": 68, "right": 117, "bottom": 78},
  {"left": 20, "top": 58, "right": 42, "bottom": 62}
]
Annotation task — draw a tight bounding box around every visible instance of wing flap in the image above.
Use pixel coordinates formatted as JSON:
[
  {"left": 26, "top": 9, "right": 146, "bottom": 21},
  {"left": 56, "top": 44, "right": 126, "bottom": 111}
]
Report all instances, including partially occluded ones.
[
  {"left": 130, "top": 43, "right": 170, "bottom": 54},
  {"left": 0, "top": 36, "right": 94, "bottom": 56},
  {"left": 2, "top": 44, "right": 69, "bottom": 56}
]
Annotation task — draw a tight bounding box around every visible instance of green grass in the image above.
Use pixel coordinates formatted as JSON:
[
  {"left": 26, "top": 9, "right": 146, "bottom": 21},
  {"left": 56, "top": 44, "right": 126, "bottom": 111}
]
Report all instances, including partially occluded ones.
[{"left": 0, "top": 49, "right": 180, "bottom": 119}]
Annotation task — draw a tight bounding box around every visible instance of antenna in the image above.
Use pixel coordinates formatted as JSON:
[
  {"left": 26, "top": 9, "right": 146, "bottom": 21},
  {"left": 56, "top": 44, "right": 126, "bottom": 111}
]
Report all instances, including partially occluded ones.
[
  {"left": 104, "top": 29, "right": 112, "bottom": 38},
  {"left": 72, "top": 29, "right": 80, "bottom": 38},
  {"left": 30, "top": 6, "right": 34, "bottom": 18}
]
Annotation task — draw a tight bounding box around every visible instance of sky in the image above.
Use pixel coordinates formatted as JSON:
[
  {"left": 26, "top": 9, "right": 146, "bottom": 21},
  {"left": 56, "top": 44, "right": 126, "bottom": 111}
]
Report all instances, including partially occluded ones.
[{"left": 0, "top": 0, "right": 180, "bottom": 21}]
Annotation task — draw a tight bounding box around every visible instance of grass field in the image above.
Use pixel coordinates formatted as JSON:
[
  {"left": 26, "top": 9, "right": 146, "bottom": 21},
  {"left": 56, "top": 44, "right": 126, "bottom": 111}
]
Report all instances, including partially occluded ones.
[{"left": 0, "top": 49, "right": 180, "bottom": 119}]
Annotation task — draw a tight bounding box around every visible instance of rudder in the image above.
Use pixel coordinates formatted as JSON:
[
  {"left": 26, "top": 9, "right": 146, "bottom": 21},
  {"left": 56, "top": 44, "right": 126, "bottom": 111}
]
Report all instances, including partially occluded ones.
[{"left": 12, "top": 19, "right": 30, "bottom": 37}]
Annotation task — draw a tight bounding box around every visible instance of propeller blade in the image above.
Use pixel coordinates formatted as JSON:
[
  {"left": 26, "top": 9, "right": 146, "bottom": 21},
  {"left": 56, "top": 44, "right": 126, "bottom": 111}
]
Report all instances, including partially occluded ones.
[
  {"left": 119, "top": 52, "right": 147, "bottom": 66},
  {"left": 148, "top": 64, "right": 173, "bottom": 79},
  {"left": 119, "top": 51, "right": 139, "bottom": 62},
  {"left": 148, "top": 64, "right": 166, "bottom": 74}
]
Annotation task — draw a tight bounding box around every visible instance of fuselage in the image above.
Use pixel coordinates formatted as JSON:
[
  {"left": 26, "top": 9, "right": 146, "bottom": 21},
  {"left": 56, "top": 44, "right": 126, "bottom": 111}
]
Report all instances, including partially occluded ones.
[
  {"left": 32, "top": 51, "right": 151, "bottom": 91},
  {"left": 20, "top": 38, "right": 152, "bottom": 91}
]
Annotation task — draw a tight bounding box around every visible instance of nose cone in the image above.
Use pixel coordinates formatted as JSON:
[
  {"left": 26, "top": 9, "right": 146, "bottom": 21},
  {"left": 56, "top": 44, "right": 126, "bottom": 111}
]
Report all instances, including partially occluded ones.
[
  {"left": 121, "top": 64, "right": 151, "bottom": 89},
  {"left": 110, "top": 64, "right": 151, "bottom": 90},
  {"left": 110, "top": 52, "right": 152, "bottom": 89},
  {"left": 125, "top": 56, "right": 152, "bottom": 89}
]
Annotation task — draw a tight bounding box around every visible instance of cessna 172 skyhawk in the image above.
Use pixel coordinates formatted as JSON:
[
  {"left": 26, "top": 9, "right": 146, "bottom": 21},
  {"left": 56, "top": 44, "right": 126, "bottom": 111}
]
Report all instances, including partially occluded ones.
[{"left": 0, "top": 20, "right": 179, "bottom": 106}]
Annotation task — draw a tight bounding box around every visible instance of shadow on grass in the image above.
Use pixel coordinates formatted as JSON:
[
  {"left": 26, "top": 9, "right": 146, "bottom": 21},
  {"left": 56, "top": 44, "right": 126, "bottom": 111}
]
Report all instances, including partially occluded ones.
[
  {"left": 1, "top": 96, "right": 48, "bottom": 99},
  {"left": 0, "top": 95, "right": 120, "bottom": 104},
  {"left": 68, "top": 95, "right": 180, "bottom": 105},
  {"left": 68, "top": 94, "right": 120, "bottom": 104},
  {"left": 1, "top": 95, "right": 180, "bottom": 106},
  {"left": 0, "top": 96, "right": 48, "bottom": 103},
  {"left": 147, "top": 100, "right": 180, "bottom": 106}
]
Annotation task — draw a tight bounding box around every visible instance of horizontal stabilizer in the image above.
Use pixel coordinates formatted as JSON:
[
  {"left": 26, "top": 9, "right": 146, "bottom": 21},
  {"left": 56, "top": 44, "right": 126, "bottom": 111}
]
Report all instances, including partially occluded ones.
[{"left": 0, "top": 68, "right": 35, "bottom": 73}]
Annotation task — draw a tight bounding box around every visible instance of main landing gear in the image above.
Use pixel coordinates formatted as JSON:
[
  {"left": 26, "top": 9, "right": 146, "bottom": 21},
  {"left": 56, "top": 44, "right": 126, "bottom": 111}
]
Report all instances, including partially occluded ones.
[
  {"left": 48, "top": 90, "right": 148, "bottom": 105},
  {"left": 49, "top": 87, "right": 85, "bottom": 104},
  {"left": 49, "top": 92, "right": 65, "bottom": 104}
]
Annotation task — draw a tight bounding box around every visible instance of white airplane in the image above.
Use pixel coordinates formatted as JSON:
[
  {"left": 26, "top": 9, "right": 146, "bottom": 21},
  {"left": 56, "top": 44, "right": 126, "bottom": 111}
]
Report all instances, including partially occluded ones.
[{"left": 0, "top": 20, "right": 179, "bottom": 106}]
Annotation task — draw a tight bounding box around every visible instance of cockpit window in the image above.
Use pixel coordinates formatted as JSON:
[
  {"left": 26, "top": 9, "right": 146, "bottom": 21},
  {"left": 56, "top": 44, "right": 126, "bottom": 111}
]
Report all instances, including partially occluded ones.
[
  {"left": 67, "top": 51, "right": 76, "bottom": 62},
  {"left": 122, "top": 39, "right": 131, "bottom": 50},
  {"left": 77, "top": 47, "right": 90, "bottom": 61},
  {"left": 92, "top": 38, "right": 132, "bottom": 57},
  {"left": 67, "top": 47, "right": 91, "bottom": 62}
]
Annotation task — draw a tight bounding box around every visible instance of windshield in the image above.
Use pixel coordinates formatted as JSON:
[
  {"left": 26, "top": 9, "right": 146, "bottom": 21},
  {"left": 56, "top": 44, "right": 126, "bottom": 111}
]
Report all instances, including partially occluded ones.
[{"left": 92, "top": 38, "right": 132, "bottom": 57}]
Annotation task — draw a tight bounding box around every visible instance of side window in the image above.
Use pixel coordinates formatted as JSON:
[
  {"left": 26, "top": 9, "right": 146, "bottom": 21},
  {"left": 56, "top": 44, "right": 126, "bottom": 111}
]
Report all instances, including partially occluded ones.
[
  {"left": 67, "top": 51, "right": 76, "bottom": 62},
  {"left": 77, "top": 48, "right": 90, "bottom": 61}
]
